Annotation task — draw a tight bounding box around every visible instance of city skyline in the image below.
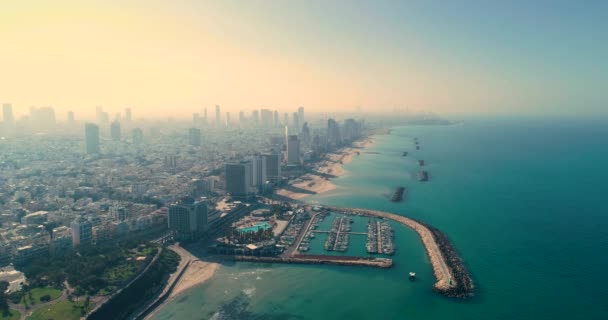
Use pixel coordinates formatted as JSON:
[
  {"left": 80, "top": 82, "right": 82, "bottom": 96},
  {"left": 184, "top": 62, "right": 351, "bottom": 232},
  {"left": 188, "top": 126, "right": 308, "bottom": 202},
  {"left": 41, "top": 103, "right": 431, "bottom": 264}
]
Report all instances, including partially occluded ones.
[{"left": 1, "top": 0, "right": 606, "bottom": 118}]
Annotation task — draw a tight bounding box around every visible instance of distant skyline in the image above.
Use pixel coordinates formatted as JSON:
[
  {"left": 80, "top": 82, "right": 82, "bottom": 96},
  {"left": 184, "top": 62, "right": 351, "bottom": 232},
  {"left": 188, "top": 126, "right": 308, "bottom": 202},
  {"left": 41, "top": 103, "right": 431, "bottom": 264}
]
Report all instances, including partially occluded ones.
[{"left": 1, "top": 0, "right": 606, "bottom": 118}]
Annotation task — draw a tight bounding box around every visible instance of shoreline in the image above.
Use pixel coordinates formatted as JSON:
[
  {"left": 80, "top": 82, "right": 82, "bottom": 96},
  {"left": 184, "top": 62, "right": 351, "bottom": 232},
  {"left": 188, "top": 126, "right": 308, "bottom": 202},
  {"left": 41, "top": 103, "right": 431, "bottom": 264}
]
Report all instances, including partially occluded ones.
[
  {"left": 142, "top": 246, "right": 220, "bottom": 320},
  {"left": 276, "top": 134, "right": 378, "bottom": 200}
]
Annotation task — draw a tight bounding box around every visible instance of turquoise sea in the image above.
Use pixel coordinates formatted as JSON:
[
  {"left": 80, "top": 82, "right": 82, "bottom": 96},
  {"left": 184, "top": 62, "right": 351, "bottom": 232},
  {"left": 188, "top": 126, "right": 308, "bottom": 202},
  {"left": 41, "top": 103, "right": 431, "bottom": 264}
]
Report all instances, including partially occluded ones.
[{"left": 152, "top": 117, "right": 608, "bottom": 319}]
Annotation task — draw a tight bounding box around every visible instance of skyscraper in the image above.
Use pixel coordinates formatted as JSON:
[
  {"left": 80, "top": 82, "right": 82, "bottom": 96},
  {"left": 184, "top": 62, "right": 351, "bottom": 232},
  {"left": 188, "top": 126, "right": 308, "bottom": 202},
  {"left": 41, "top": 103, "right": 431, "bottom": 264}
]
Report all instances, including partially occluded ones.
[
  {"left": 67, "top": 111, "right": 75, "bottom": 124},
  {"left": 293, "top": 112, "right": 300, "bottom": 134},
  {"left": 327, "top": 118, "right": 341, "bottom": 149},
  {"left": 250, "top": 155, "right": 268, "bottom": 189},
  {"left": 226, "top": 112, "right": 231, "bottom": 127},
  {"left": 273, "top": 110, "right": 279, "bottom": 127},
  {"left": 261, "top": 109, "right": 273, "bottom": 127},
  {"left": 110, "top": 120, "right": 121, "bottom": 141},
  {"left": 252, "top": 110, "right": 260, "bottom": 126},
  {"left": 168, "top": 198, "right": 208, "bottom": 241},
  {"left": 132, "top": 128, "right": 144, "bottom": 144},
  {"left": 286, "top": 135, "right": 301, "bottom": 165},
  {"left": 283, "top": 113, "right": 289, "bottom": 126},
  {"left": 301, "top": 122, "right": 311, "bottom": 148},
  {"left": 215, "top": 105, "right": 221, "bottom": 126},
  {"left": 298, "top": 106, "right": 305, "bottom": 125},
  {"left": 239, "top": 111, "right": 245, "bottom": 126},
  {"left": 85, "top": 123, "right": 100, "bottom": 154},
  {"left": 2, "top": 103, "right": 14, "bottom": 125},
  {"left": 225, "top": 161, "right": 251, "bottom": 198},
  {"left": 188, "top": 127, "right": 201, "bottom": 146},
  {"left": 125, "top": 108, "right": 132, "bottom": 122},
  {"left": 262, "top": 152, "right": 282, "bottom": 183}
]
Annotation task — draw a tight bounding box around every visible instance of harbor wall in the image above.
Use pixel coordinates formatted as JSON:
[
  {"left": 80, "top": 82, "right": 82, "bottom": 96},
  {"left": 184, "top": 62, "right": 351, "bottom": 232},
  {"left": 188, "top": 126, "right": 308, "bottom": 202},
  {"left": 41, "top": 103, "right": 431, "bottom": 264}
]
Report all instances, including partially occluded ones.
[
  {"left": 330, "top": 206, "right": 474, "bottom": 298},
  {"left": 231, "top": 255, "right": 393, "bottom": 268}
]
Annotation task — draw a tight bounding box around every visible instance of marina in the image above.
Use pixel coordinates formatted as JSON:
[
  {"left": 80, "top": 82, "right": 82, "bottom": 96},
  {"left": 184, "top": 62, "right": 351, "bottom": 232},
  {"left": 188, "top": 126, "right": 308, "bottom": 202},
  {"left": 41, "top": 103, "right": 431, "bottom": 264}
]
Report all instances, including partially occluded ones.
[
  {"left": 324, "top": 216, "right": 353, "bottom": 252},
  {"left": 366, "top": 219, "right": 395, "bottom": 255}
]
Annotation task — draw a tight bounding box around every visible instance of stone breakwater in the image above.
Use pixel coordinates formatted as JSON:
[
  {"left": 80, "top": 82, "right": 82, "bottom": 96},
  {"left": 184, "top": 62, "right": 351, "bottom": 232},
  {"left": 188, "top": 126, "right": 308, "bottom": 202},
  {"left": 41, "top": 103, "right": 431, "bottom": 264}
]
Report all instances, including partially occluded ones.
[
  {"left": 423, "top": 225, "right": 474, "bottom": 298},
  {"left": 231, "top": 255, "right": 393, "bottom": 268},
  {"left": 330, "top": 206, "right": 474, "bottom": 298}
]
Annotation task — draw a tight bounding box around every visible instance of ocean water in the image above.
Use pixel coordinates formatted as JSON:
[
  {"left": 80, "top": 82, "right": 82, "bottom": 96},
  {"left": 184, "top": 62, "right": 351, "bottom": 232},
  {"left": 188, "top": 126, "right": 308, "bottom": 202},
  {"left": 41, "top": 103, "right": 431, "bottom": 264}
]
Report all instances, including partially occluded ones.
[{"left": 152, "top": 117, "right": 608, "bottom": 320}]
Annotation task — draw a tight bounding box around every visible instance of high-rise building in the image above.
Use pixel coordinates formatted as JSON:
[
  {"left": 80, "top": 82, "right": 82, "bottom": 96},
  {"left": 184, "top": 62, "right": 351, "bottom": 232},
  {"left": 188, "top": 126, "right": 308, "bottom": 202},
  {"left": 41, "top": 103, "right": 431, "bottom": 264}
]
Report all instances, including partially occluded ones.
[
  {"left": 110, "top": 120, "right": 121, "bottom": 141},
  {"left": 96, "top": 106, "right": 109, "bottom": 124},
  {"left": 342, "top": 118, "right": 361, "bottom": 142},
  {"left": 70, "top": 218, "right": 93, "bottom": 247},
  {"left": 262, "top": 153, "right": 282, "bottom": 183},
  {"left": 225, "top": 161, "right": 251, "bottom": 198},
  {"left": 204, "top": 108, "right": 208, "bottom": 123},
  {"left": 286, "top": 135, "right": 301, "bottom": 165},
  {"left": 67, "top": 111, "right": 75, "bottom": 124},
  {"left": 283, "top": 113, "right": 289, "bottom": 126},
  {"left": 2, "top": 103, "right": 14, "bottom": 125},
  {"left": 239, "top": 111, "right": 245, "bottom": 126},
  {"left": 85, "top": 123, "right": 100, "bottom": 154},
  {"left": 193, "top": 113, "right": 201, "bottom": 126},
  {"left": 125, "top": 108, "right": 132, "bottom": 122},
  {"left": 301, "top": 122, "right": 311, "bottom": 147},
  {"left": 215, "top": 105, "right": 221, "bottom": 126},
  {"left": 188, "top": 127, "right": 201, "bottom": 146},
  {"left": 30, "top": 107, "right": 56, "bottom": 129},
  {"left": 298, "top": 106, "right": 305, "bottom": 125},
  {"left": 168, "top": 198, "right": 208, "bottom": 241},
  {"left": 293, "top": 112, "right": 300, "bottom": 134},
  {"left": 273, "top": 110, "right": 279, "bottom": 127},
  {"left": 250, "top": 155, "right": 268, "bottom": 189},
  {"left": 132, "top": 128, "right": 144, "bottom": 144},
  {"left": 260, "top": 109, "right": 273, "bottom": 127},
  {"left": 327, "top": 118, "right": 341, "bottom": 149},
  {"left": 252, "top": 110, "right": 260, "bottom": 126},
  {"left": 226, "top": 112, "right": 231, "bottom": 127}
]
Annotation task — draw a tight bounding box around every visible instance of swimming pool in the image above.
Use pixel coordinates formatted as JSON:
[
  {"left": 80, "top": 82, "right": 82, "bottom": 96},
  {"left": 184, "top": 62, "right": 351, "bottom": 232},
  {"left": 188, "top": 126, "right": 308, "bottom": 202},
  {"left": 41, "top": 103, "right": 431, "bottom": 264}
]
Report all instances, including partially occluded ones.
[{"left": 238, "top": 222, "right": 271, "bottom": 233}]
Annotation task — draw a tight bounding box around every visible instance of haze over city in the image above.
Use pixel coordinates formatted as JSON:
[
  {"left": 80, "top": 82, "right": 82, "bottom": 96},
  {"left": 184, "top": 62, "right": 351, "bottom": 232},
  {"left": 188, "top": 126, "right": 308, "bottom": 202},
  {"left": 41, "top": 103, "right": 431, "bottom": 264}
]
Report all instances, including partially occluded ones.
[
  {"left": 2, "top": 0, "right": 607, "bottom": 119},
  {"left": 1, "top": 2, "right": 607, "bottom": 320}
]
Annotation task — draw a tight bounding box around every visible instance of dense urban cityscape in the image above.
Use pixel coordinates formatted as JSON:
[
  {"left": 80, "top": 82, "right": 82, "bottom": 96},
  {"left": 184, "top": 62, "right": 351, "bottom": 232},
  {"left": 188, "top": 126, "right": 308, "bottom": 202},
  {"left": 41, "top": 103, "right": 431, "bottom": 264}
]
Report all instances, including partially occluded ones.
[
  {"left": 1, "top": 103, "right": 452, "bottom": 319},
  {"left": 2, "top": 1, "right": 606, "bottom": 319}
]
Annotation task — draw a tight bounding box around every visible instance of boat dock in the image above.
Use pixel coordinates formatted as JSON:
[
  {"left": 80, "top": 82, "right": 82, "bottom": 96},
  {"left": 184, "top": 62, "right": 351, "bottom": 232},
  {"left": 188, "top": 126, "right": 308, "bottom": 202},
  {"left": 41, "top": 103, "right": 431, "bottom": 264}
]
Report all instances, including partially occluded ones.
[
  {"left": 366, "top": 219, "right": 395, "bottom": 255},
  {"left": 324, "top": 216, "right": 353, "bottom": 251}
]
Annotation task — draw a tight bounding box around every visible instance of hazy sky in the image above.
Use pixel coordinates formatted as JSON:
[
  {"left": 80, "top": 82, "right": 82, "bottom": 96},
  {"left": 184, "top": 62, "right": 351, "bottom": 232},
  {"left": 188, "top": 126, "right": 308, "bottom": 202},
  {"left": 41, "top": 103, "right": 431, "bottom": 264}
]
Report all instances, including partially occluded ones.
[{"left": 1, "top": 0, "right": 606, "bottom": 118}]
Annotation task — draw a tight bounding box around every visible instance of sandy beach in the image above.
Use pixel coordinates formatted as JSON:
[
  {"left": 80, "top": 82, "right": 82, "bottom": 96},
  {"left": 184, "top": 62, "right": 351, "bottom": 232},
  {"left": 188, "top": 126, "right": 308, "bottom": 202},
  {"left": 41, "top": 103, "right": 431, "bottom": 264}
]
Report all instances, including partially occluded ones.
[
  {"left": 276, "top": 137, "right": 376, "bottom": 200},
  {"left": 144, "top": 245, "right": 220, "bottom": 319},
  {"left": 169, "top": 259, "right": 220, "bottom": 298}
]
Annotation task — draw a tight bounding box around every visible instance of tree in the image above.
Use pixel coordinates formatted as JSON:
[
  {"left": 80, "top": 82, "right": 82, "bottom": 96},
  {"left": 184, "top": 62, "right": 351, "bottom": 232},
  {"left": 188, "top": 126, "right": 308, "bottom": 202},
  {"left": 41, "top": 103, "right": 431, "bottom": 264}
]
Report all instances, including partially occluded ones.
[{"left": 0, "top": 281, "right": 9, "bottom": 314}]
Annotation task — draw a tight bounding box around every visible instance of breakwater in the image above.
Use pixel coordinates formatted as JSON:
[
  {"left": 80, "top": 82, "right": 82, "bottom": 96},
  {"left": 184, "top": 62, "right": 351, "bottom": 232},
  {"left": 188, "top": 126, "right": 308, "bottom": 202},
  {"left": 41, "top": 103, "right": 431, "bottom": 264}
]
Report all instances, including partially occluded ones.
[
  {"left": 231, "top": 254, "right": 393, "bottom": 268},
  {"left": 329, "top": 206, "right": 473, "bottom": 298}
]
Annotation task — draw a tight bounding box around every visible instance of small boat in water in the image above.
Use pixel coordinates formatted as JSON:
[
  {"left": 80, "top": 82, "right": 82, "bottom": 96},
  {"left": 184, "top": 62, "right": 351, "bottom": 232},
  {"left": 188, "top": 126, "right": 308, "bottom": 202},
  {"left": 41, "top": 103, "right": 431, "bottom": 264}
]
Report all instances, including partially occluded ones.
[{"left": 409, "top": 272, "right": 416, "bottom": 280}]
